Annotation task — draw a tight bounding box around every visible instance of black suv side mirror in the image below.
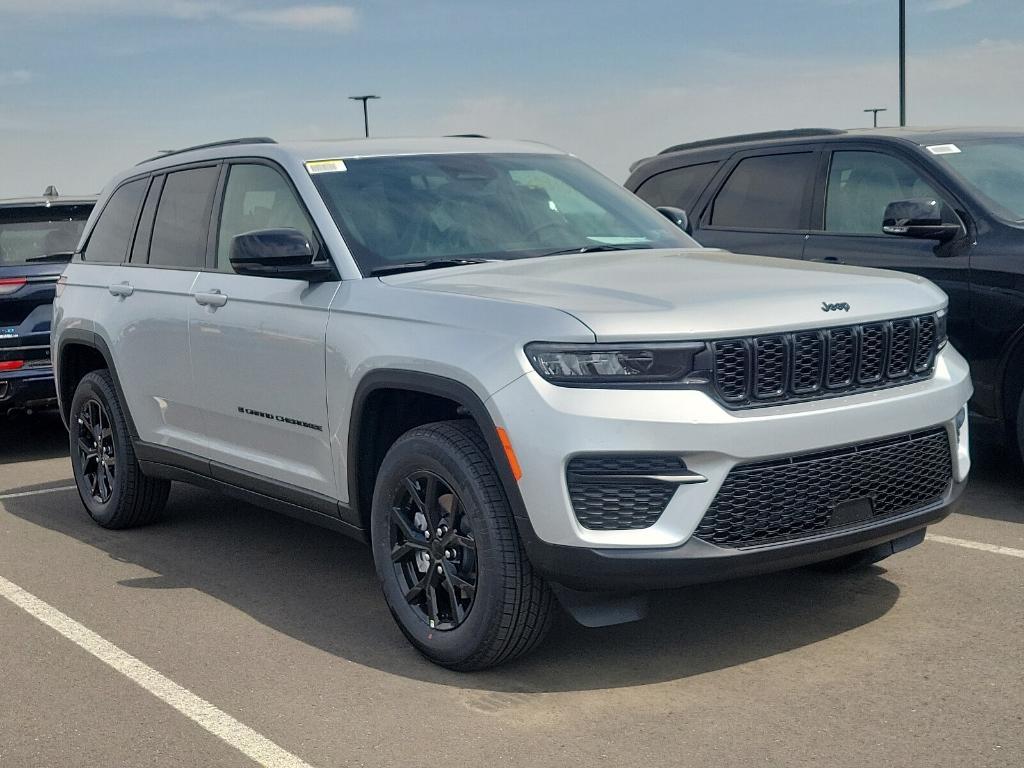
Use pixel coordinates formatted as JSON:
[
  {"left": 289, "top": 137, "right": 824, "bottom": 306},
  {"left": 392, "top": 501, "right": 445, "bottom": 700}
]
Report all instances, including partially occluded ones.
[
  {"left": 656, "top": 206, "right": 691, "bottom": 234},
  {"left": 229, "top": 228, "right": 336, "bottom": 282},
  {"left": 882, "top": 199, "right": 961, "bottom": 242}
]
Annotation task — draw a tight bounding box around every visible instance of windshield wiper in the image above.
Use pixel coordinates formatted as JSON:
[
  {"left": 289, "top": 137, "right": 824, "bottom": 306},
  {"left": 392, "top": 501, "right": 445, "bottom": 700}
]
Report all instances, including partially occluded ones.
[
  {"left": 368, "top": 258, "right": 494, "bottom": 277},
  {"left": 25, "top": 251, "right": 74, "bottom": 263},
  {"left": 537, "top": 244, "right": 652, "bottom": 258}
]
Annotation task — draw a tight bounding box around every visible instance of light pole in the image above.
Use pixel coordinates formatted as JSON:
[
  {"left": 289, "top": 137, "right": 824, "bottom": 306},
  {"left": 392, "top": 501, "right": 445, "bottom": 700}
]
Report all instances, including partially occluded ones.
[
  {"left": 899, "top": 0, "right": 906, "bottom": 126},
  {"left": 864, "top": 107, "right": 887, "bottom": 128},
  {"left": 348, "top": 94, "right": 380, "bottom": 138}
]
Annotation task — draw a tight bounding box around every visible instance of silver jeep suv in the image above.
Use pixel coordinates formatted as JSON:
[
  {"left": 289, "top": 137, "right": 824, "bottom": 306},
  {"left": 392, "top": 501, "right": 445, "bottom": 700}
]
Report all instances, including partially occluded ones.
[{"left": 53, "top": 137, "right": 972, "bottom": 670}]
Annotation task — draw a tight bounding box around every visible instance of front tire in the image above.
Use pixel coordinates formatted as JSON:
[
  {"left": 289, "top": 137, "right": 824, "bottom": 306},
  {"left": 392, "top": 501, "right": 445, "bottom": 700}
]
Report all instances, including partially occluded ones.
[
  {"left": 370, "top": 420, "right": 553, "bottom": 671},
  {"left": 69, "top": 370, "right": 170, "bottom": 529}
]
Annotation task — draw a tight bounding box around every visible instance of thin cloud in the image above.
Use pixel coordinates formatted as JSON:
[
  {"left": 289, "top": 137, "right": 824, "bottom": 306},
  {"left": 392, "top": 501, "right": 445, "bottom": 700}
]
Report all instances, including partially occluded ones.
[
  {"left": 0, "top": 69, "right": 32, "bottom": 86},
  {"left": 0, "top": 1, "right": 358, "bottom": 31},
  {"left": 923, "top": 0, "right": 972, "bottom": 11},
  {"left": 234, "top": 5, "right": 356, "bottom": 31}
]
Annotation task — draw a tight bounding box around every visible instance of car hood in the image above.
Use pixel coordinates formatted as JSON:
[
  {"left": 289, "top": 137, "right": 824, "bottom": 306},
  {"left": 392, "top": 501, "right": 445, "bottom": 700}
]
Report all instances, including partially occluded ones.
[{"left": 379, "top": 248, "right": 947, "bottom": 341}]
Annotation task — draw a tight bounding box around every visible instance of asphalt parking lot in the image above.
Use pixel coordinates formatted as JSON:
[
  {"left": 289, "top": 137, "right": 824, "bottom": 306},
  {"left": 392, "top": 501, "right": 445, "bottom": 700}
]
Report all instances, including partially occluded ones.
[{"left": 0, "top": 414, "right": 1020, "bottom": 768}]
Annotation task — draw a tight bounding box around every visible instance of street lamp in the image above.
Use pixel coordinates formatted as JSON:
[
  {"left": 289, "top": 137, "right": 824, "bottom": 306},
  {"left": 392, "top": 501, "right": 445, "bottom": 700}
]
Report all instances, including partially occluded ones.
[
  {"left": 899, "top": 0, "right": 906, "bottom": 126},
  {"left": 349, "top": 94, "right": 380, "bottom": 138},
  {"left": 864, "top": 107, "right": 887, "bottom": 128}
]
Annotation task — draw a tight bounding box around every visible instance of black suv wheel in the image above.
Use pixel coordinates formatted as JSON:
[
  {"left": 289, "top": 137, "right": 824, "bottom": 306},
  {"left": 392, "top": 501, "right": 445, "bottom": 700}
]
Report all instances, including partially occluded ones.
[
  {"left": 370, "top": 420, "right": 553, "bottom": 671},
  {"left": 69, "top": 370, "right": 170, "bottom": 529}
]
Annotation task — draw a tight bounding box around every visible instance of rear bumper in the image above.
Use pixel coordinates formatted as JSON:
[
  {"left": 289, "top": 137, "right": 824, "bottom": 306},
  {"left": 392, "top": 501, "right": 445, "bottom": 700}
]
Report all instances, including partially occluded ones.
[
  {"left": 518, "top": 478, "right": 964, "bottom": 591},
  {"left": 0, "top": 367, "right": 57, "bottom": 411}
]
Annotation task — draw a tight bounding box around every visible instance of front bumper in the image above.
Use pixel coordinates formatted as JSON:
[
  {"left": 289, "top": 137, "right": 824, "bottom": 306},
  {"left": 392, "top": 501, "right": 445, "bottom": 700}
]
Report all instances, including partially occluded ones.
[
  {"left": 517, "top": 479, "right": 963, "bottom": 591},
  {"left": 0, "top": 366, "right": 57, "bottom": 412},
  {"left": 486, "top": 344, "right": 972, "bottom": 586}
]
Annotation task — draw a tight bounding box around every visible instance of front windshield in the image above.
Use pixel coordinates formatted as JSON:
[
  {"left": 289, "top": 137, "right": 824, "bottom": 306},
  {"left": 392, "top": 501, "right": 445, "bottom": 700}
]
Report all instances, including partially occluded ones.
[
  {"left": 0, "top": 204, "right": 93, "bottom": 265},
  {"left": 931, "top": 138, "right": 1024, "bottom": 221},
  {"left": 309, "top": 152, "right": 698, "bottom": 274}
]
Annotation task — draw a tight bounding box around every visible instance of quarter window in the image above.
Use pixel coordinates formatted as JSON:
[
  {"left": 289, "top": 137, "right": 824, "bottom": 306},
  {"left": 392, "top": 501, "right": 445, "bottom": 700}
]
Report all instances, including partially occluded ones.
[
  {"left": 148, "top": 166, "right": 219, "bottom": 269},
  {"left": 635, "top": 162, "right": 719, "bottom": 211},
  {"left": 83, "top": 179, "right": 147, "bottom": 263},
  {"left": 711, "top": 153, "right": 815, "bottom": 230},
  {"left": 216, "top": 164, "right": 314, "bottom": 272},
  {"left": 825, "top": 151, "right": 950, "bottom": 234}
]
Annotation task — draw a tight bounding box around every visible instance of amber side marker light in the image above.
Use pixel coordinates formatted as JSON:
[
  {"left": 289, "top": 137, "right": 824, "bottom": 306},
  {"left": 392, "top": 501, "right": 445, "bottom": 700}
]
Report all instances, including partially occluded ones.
[{"left": 496, "top": 427, "right": 522, "bottom": 481}]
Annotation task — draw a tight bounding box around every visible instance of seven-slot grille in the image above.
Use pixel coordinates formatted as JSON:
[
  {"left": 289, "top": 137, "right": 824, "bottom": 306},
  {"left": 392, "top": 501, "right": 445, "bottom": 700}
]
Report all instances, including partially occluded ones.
[
  {"left": 712, "top": 314, "right": 938, "bottom": 408},
  {"left": 695, "top": 427, "right": 953, "bottom": 548}
]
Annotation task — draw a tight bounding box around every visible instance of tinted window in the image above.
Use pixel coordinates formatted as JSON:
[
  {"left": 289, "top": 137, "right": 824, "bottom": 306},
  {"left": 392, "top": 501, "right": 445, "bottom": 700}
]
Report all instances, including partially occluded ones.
[
  {"left": 148, "top": 166, "right": 218, "bottom": 269},
  {"left": 83, "top": 180, "right": 146, "bottom": 263},
  {"left": 129, "top": 176, "right": 163, "bottom": 264},
  {"left": 825, "top": 151, "right": 950, "bottom": 234},
  {"left": 216, "top": 164, "right": 314, "bottom": 272},
  {"left": 635, "top": 162, "right": 719, "bottom": 210},
  {"left": 711, "top": 153, "right": 815, "bottom": 230}
]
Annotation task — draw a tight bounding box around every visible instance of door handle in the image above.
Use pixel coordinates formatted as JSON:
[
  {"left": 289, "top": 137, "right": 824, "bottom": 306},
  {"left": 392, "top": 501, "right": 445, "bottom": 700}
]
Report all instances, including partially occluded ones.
[
  {"left": 194, "top": 290, "right": 228, "bottom": 308},
  {"left": 108, "top": 282, "right": 134, "bottom": 297},
  {"left": 819, "top": 256, "right": 842, "bottom": 264}
]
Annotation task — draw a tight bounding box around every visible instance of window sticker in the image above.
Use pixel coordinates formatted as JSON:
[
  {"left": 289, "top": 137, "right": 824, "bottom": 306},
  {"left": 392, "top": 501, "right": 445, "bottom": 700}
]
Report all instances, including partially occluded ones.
[
  {"left": 305, "top": 159, "right": 347, "bottom": 174},
  {"left": 926, "top": 144, "right": 961, "bottom": 155}
]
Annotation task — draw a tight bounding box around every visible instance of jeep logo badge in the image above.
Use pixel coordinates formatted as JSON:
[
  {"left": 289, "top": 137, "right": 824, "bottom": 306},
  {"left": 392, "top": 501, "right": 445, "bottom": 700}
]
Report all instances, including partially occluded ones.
[{"left": 821, "top": 301, "right": 851, "bottom": 313}]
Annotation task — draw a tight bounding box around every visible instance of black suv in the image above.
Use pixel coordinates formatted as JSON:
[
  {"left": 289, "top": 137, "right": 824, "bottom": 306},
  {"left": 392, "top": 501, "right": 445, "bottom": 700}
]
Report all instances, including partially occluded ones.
[
  {"left": 0, "top": 188, "right": 95, "bottom": 415},
  {"left": 627, "top": 127, "right": 1024, "bottom": 457}
]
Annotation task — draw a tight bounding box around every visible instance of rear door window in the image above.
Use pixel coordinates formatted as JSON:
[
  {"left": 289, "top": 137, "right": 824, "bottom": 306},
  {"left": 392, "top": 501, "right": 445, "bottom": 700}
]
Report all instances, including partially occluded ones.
[
  {"left": 83, "top": 179, "right": 147, "bottom": 264},
  {"left": 148, "top": 166, "right": 219, "bottom": 269},
  {"left": 635, "top": 162, "right": 719, "bottom": 211},
  {"left": 710, "top": 153, "right": 816, "bottom": 230}
]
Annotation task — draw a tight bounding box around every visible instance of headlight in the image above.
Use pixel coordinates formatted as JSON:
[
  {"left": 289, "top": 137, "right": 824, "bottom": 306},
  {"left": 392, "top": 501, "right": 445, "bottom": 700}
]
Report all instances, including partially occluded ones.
[
  {"left": 524, "top": 341, "right": 708, "bottom": 385},
  {"left": 935, "top": 308, "right": 948, "bottom": 349}
]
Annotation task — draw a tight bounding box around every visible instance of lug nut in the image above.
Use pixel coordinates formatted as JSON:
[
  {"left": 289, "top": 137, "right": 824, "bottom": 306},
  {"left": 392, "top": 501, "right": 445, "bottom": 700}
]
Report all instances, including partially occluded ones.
[
  {"left": 445, "top": 550, "right": 453, "bottom": 559},
  {"left": 424, "top": 531, "right": 431, "bottom": 540},
  {"left": 436, "top": 527, "right": 443, "bottom": 537},
  {"left": 436, "top": 564, "right": 443, "bottom": 574}
]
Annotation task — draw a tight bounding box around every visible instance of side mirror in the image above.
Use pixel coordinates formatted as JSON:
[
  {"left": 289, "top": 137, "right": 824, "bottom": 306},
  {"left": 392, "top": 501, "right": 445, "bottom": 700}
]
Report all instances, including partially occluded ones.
[
  {"left": 882, "top": 199, "right": 961, "bottom": 242},
  {"left": 229, "top": 228, "right": 336, "bottom": 281},
  {"left": 656, "top": 206, "right": 691, "bottom": 234}
]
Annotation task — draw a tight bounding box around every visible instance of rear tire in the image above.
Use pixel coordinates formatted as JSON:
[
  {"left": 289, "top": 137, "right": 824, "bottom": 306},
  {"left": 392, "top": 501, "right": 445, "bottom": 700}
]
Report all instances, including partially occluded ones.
[
  {"left": 370, "top": 420, "right": 553, "bottom": 671},
  {"left": 69, "top": 370, "right": 170, "bottom": 529}
]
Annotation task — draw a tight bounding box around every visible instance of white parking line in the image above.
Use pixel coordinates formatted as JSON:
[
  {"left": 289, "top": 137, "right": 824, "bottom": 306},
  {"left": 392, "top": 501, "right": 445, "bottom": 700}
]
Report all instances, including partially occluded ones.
[
  {"left": 0, "top": 485, "right": 77, "bottom": 500},
  {"left": 926, "top": 534, "right": 1024, "bottom": 559},
  {"left": 0, "top": 574, "right": 318, "bottom": 768}
]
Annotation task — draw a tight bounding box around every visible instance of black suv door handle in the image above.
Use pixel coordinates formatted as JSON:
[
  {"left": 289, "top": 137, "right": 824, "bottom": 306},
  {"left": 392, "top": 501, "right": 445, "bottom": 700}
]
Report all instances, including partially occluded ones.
[
  {"left": 108, "top": 282, "right": 134, "bottom": 298},
  {"left": 816, "top": 256, "right": 842, "bottom": 264},
  {"left": 194, "top": 290, "right": 228, "bottom": 308}
]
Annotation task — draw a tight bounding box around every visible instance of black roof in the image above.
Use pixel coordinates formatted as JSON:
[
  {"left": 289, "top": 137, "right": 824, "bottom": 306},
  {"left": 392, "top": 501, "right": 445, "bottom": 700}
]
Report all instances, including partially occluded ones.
[{"left": 630, "top": 126, "right": 1024, "bottom": 174}]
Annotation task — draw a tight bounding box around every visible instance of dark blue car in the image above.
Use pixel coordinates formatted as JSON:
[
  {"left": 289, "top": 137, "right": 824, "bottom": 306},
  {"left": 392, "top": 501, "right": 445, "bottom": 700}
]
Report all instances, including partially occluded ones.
[{"left": 0, "top": 188, "right": 95, "bottom": 415}]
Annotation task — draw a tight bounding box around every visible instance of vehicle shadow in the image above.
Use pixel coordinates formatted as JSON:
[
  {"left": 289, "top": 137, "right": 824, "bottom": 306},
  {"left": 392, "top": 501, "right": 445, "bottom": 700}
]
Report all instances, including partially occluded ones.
[
  {"left": 2, "top": 480, "right": 902, "bottom": 692},
  {"left": 0, "top": 410, "right": 68, "bottom": 464},
  {"left": 957, "top": 440, "right": 1024, "bottom": 524}
]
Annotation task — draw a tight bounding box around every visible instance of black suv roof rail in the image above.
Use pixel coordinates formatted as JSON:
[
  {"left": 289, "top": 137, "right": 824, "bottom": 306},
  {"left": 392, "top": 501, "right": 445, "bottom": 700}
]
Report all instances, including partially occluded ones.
[
  {"left": 657, "top": 128, "right": 845, "bottom": 156},
  {"left": 138, "top": 137, "right": 277, "bottom": 165}
]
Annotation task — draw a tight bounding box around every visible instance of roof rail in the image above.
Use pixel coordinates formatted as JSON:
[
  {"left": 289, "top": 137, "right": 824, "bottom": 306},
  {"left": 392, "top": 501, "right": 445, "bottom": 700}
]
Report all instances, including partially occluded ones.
[
  {"left": 444, "top": 133, "right": 489, "bottom": 138},
  {"left": 138, "top": 137, "right": 277, "bottom": 165},
  {"left": 657, "top": 128, "right": 845, "bottom": 156}
]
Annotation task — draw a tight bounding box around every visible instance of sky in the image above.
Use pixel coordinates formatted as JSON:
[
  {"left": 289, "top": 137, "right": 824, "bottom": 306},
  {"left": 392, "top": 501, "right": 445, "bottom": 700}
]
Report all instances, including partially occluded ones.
[{"left": 2, "top": 0, "right": 1024, "bottom": 197}]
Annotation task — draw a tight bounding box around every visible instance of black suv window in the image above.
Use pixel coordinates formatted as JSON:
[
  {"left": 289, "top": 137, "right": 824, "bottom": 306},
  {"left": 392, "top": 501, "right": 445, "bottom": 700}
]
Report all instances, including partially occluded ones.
[
  {"left": 711, "top": 153, "right": 815, "bottom": 230},
  {"left": 148, "top": 166, "right": 219, "bottom": 269},
  {"left": 83, "top": 179, "right": 147, "bottom": 263},
  {"left": 216, "top": 164, "right": 314, "bottom": 272},
  {"left": 825, "top": 150, "right": 950, "bottom": 234},
  {"left": 635, "top": 162, "right": 719, "bottom": 211}
]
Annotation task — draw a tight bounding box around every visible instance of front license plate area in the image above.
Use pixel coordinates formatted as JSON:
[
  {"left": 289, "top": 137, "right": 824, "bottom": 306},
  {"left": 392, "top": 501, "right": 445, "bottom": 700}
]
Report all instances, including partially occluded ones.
[{"left": 831, "top": 496, "right": 875, "bottom": 527}]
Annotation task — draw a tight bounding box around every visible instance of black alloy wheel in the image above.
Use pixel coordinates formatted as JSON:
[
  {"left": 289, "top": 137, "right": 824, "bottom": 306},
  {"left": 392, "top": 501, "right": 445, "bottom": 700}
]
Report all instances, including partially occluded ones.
[
  {"left": 389, "top": 470, "right": 477, "bottom": 630},
  {"left": 76, "top": 398, "right": 116, "bottom": 504}
]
